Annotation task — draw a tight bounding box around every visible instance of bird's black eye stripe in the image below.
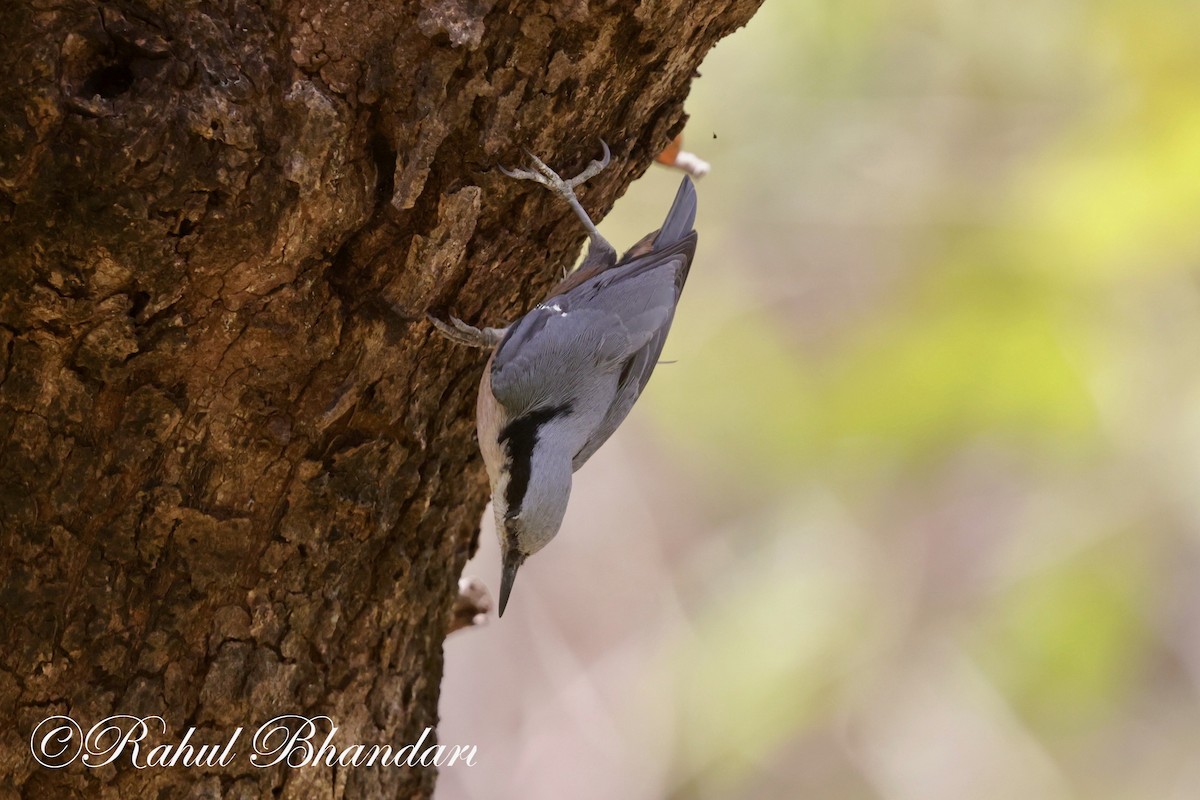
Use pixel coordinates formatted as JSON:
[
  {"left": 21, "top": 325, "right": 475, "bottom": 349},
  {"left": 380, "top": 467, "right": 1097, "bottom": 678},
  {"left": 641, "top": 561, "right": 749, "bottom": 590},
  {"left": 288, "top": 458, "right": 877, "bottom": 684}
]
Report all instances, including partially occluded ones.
[{"left": 499, "top": 403, "right": 572, "bottom": 517}]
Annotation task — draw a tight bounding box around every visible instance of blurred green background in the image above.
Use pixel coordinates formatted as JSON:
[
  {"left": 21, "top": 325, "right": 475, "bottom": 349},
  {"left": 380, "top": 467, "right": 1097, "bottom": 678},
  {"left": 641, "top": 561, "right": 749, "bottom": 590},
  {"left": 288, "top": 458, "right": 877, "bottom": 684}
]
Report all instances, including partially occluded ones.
[{"left": 440, "top": 1, "right": 1200, "bottom": 798}]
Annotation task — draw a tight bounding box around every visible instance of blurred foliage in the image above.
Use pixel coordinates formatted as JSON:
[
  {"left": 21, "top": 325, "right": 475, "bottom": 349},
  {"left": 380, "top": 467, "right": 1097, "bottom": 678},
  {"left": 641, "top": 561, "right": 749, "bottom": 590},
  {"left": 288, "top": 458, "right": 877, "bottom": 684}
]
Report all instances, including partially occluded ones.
[
  {"left": 970, "top": 531, "right": 1152, "bottom": 733},
  {"left": 595, "top": 0, "right": 1200, "bottom": 797}
]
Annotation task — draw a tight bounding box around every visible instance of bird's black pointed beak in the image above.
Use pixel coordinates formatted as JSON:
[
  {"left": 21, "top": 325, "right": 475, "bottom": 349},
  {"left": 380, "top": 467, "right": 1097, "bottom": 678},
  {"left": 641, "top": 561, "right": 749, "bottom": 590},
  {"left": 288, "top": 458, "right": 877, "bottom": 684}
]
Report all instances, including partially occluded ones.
[{"left": 498, "top": 548, "right": 524, "bottom": 617}]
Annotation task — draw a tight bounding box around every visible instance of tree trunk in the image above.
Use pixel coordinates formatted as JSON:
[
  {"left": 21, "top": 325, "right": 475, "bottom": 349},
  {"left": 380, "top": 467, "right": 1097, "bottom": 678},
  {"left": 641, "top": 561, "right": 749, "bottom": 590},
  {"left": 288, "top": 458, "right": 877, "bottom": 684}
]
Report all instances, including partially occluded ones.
[{"left": 0, "top": 0, "right": 761, "bottom": 796}]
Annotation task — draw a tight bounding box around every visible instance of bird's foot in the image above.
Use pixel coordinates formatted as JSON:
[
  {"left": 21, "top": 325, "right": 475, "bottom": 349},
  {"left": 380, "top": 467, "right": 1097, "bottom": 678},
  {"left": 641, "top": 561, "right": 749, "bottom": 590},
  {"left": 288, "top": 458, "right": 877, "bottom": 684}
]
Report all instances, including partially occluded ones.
[
  {"left": 428, "top": 315, "right": 506, "bottom": 349},
  {"left": 500, "top": 141, "right": 616, "bottom": 257},
  {"left": 500, "top": 140, "right": 611, "bottom": 196}
]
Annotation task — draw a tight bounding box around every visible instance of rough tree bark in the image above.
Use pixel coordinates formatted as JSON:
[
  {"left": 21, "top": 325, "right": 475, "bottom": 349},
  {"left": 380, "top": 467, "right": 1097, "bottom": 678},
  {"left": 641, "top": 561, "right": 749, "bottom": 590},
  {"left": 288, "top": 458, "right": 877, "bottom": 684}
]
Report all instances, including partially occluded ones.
[{"left": 0, "top": 0, "right": 762, "bottom": 796}]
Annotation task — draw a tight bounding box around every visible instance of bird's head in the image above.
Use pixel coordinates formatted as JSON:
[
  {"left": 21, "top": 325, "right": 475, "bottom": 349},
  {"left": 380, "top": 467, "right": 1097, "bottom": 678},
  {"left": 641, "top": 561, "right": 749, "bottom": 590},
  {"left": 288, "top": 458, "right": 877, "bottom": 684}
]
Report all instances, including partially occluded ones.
[{"left": 493, "top": 452, "right": 573, "bottom": 616}]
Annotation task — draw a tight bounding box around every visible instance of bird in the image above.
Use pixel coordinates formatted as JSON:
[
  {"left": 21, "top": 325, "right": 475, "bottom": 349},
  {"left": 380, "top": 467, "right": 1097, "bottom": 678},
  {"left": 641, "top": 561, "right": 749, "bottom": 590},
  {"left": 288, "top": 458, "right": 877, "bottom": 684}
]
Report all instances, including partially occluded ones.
[{"left": 430, "top": 142, "right": 698, "bottom": 616}]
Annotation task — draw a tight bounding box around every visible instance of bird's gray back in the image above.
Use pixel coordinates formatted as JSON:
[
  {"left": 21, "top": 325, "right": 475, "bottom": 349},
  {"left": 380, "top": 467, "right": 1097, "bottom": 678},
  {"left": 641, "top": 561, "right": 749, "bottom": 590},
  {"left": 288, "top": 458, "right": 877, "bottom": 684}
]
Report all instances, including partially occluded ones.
[{"left": 489, "top": 176, "right": 698, "bottom": 470}]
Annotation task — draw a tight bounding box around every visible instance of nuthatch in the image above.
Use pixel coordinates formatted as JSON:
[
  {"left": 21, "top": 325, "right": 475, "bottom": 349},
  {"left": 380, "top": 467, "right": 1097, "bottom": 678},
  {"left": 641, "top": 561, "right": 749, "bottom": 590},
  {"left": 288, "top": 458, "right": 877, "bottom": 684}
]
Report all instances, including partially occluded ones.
[{"left": 431, "top": 143, "right": 698, "bottom": 616}]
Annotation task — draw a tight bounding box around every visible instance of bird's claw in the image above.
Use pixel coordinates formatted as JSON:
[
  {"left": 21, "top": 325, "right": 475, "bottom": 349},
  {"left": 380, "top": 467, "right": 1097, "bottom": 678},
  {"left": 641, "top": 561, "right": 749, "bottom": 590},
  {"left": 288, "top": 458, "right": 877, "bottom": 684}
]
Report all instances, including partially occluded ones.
[
  {"left": 428, "top": 314, "right": 506, "bottom": 349},
  {"left": 500, "top": 140, "right": 611, "bottom": 194},
  {"left": 498, "top": 164, "right": 544, "bottom": 183},
  {"left": 499, "top": 140, "right": 617, "bottom": 258},
  {"left": 566, "top": 140, "right": 611, "bottom": 188}
]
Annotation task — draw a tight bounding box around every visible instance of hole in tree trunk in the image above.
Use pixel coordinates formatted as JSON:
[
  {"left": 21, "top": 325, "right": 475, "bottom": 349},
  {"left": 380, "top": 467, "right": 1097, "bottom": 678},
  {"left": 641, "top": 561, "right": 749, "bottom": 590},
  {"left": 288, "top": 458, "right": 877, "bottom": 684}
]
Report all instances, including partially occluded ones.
[{"left": 81, "top": 62, "right": 134, "bottom": 99}]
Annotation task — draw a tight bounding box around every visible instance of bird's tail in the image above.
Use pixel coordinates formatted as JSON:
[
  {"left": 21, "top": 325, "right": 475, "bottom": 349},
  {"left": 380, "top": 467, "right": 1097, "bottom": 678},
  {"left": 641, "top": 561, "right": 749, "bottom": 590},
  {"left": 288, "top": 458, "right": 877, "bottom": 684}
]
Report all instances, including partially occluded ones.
[{"left": 656, "top": 176, "right": 697, "bottom": 248}]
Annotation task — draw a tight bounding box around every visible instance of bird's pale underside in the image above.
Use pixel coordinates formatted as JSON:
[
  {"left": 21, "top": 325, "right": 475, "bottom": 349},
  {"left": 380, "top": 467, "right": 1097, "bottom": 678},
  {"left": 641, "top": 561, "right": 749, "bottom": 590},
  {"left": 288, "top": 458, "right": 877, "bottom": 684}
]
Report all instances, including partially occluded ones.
[{"left": 431, "top": 144, "right": 698, "bottom": 616}]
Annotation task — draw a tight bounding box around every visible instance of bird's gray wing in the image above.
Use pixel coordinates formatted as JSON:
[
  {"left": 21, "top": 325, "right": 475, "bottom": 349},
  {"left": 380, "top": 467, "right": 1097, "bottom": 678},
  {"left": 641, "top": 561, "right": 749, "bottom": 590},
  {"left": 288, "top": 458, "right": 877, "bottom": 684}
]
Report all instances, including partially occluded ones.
[
  {"left": 489, "top": 246, "right": 688, "bottom": 418},
  {"left": 566, "top": 272, "right": 689, "bottom": 467},
  {"left": 568, "top": 330, "right": 660, "bottom": 469},
  {"left": 564, "top": 233, "right": 697, "bottom": 467}
]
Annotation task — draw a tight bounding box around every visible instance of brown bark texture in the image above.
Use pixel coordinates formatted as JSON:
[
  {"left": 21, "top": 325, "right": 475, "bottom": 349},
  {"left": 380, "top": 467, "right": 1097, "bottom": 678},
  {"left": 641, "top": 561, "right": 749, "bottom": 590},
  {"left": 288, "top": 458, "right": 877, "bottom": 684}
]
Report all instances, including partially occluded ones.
[{"left": 0, "top": 0, "right": 761, "bottom": 796}]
